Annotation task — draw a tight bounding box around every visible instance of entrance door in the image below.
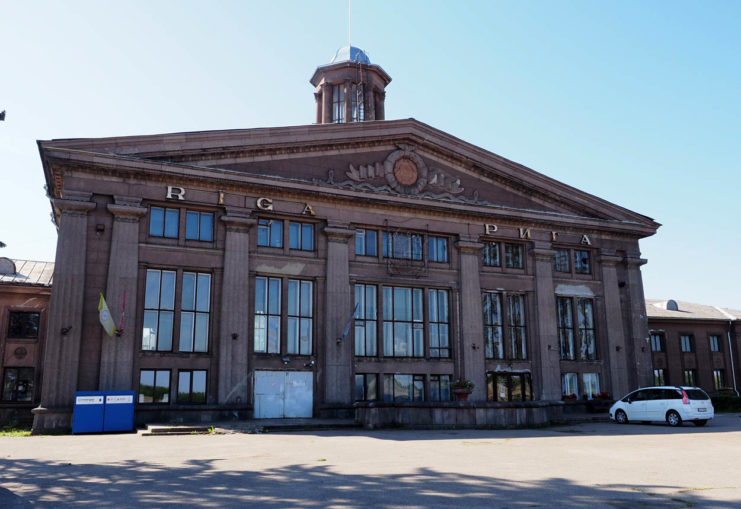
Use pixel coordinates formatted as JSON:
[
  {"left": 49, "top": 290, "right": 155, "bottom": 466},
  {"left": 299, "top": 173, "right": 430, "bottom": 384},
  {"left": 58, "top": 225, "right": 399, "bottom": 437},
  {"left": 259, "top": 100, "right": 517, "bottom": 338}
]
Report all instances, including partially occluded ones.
[{"left": 254, "top": 370, "right": 313, "bottom": 418}]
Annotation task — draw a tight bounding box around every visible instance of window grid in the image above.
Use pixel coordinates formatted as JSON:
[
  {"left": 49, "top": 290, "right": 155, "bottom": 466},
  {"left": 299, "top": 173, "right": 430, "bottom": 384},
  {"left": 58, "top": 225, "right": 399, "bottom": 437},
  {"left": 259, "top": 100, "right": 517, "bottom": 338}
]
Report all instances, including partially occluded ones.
[
  {"left": 713, "top": 370, "right": 725, "bottom": 390},
  {"left": 254, "top": 277, "right": 282, "bottom": 353},
  {"left": 354, "top": 373, "right": 377, "bottom": 401},
  {"left": 142, "top": 269, "right": 176, "bottom": 351},
  {"left": 382, "top": 286, "right": 424, "bottom": 357},
  {"left": 351, "top": 83, "right": 364, "bottom": 122},
  {"left": 573, "top": 250, "right": 591, "bottom": 274},
  {"left": 383, "top": 374, "right": 424, "bottom": 402},
  {"left": 507, "top": 294, "right": 527, "bottom": 360},
  {"left": 2, "top": 367, "right": 34, "bottom": 402},
  {"left": 289, "top": 222, "right": 315, "bottom": 251},
  {"left": 561, "top": 372, "right": 578, "bottom": 398},
  {"left": 557, "top": 297, "right": 575, "bottom": 360},
  {"left": 185, "top": 211, "right": 214, "bottom": 242},
  {"left": 286, "top": 279, "right": 313, "bottom": 355},
  {"left": 680, "top": 334, "right": 694, "bottom": 353},
  {"left": 482, "top": 242, "right": 500, "bottom": 267},
  {"left": 654, "top": 369, "right": 667, "bottom": 386},
  {"left": 650, "top": 333, "right": 664, "bottom": 352},
  {"left": 487, "top": 372, "right": 532, "bottom": 402},
  {"left": 355, "top": 229, "right": 378, "bottom": 256},
  {"left": 709, "top": 335, "right": 720, "bottom": 353},
  {"left": 382, "top": 232, "right": 423, "bottom": 260},
  {"left": 428, "top": 236, "right": 448, "bottom": 263},
  {"left": 177, "top": 370, "right": 207, "bottom": 404},
  {"left": 582, "top": 373, "right": 600, "bottom": 399},
  {"left": 577, "top": 299, "right": 596, "bottom": 360},
  {"left": 7, "top": 311, "right": 40, "bottom": 339},
  {"left": 149, "top": 207, "right": 179, "bottom": 238},
  {"left": 178, "top": 272, "right": 211, "bottom": 352},
  {"left": 683, "top": 369, "right": 696, "bottom": 386},
  {"left": 257, "top": 219, "right": 283, "bottom": 248},
  {"left": 553, "top": 249, "right": 570, "bottom": 273},
  {"left": 354, "top": 284, "right": 378, "bottom": 357},
  {"left": 483, "top": 292, "right": 503, "bottom": 359},
  {"left": 138, "top": 369, "right": 170, "bottom": 404},
  {"left": 429, "top": 375, "right": 451, "bottom": 402},
  {"left": 504, "top": 243, "right": 524, "bottom": 269},
  {"left": 428, "top": 289, "right": 450, "bottom": 358},
  {"left": 332, "top": 84, "right": 345, "bottom": 123}
]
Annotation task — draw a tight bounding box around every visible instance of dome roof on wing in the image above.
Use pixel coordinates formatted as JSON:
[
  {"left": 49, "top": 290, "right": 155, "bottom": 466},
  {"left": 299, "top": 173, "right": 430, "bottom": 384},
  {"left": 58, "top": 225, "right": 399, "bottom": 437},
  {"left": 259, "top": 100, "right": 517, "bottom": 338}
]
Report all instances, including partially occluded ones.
[{"left": 329, "top": 45, "right": 370, "bottom": 65}]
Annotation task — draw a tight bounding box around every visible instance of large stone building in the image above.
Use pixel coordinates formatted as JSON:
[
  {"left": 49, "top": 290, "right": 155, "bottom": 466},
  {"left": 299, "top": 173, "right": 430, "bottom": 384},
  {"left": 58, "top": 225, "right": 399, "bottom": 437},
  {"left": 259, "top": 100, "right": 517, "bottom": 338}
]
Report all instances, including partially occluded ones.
[
  {"left": 33, "top": 47, "right": 660, "bottom": 431},
  {"left": 1, "top": 258, "right": 53, "bottom": 425},
  {"left": 647, "top": 299, "right": 740, "bottom": 396}
]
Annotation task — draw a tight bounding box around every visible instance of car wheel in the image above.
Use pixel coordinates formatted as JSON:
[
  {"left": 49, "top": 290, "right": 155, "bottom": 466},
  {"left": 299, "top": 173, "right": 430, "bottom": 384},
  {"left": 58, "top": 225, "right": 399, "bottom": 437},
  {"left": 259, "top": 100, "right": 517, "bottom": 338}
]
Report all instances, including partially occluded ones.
[
  {"left": 666, "top": 410, "right": 682, "bottom": 427},
  {"left": 615, "top": 410, "right": 628, "bottom": 424},
  {"left": 693, "top": 420, "right": 708, "bottom": 427}
]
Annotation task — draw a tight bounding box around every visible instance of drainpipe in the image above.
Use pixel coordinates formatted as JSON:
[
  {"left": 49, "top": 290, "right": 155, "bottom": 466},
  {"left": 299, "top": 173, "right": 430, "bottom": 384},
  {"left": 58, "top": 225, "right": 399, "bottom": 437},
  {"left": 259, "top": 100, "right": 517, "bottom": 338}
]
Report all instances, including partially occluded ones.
[{"left": 715, "top": 307, "right": 739, "bottom": 397}]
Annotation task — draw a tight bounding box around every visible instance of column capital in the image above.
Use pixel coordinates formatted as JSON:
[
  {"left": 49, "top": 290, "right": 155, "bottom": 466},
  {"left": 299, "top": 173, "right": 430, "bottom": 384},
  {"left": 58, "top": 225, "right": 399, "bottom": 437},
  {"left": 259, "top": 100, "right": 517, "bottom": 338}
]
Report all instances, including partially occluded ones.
[
  {"left": 324, "top": 223, "right": 355, "bottom": 243},
  {"left": 53, "top": 197, "right": 96, "bottom": 216},
  {"left": 221, "top": 215, "right": 257, "bottom": 233},
  {"left": 531, "top": 247, "right": 556, "bottom": 261},
  {"left": 107, "top": 203, "right": 147, "bottom": 222},
  {"left": 625, "top": 257, "right": 648, "bottom": 267}
]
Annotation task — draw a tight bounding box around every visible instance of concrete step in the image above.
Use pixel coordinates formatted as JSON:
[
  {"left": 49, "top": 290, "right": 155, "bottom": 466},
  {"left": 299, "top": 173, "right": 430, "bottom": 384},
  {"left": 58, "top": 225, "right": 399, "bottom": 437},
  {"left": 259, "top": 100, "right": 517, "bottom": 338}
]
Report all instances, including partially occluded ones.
[{"left": 139, "top": 418, "right": 361, "bottom": 436}]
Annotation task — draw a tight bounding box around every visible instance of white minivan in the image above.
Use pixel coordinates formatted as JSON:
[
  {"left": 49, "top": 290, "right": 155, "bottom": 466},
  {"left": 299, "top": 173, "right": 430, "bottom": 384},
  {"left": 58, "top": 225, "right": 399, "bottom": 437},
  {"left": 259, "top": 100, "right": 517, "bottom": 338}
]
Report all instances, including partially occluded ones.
[{"left": 609, "top": 386, "right": 714, "bottom": 427}]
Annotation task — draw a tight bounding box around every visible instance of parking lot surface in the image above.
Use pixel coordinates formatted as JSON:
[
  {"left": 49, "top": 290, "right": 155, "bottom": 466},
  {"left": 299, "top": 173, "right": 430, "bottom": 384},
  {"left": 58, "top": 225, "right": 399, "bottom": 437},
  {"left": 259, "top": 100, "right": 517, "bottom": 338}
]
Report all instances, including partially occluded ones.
[{"left": 2, "top": 413, "right": 741, "bottom": 508}]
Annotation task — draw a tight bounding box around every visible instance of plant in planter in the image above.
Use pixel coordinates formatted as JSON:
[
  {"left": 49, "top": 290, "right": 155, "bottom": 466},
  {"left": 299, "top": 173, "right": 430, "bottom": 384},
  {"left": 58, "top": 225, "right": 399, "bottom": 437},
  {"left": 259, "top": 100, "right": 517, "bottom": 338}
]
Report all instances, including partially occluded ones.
[
  {"left": 561, "top": 393, "right": 577, "bottom": 401},
  {"left": 594, "top": 391, "right": 610, "bottom": 400},
  {"left": 451, "top": 379, "right": 474, "bottom": 401}
]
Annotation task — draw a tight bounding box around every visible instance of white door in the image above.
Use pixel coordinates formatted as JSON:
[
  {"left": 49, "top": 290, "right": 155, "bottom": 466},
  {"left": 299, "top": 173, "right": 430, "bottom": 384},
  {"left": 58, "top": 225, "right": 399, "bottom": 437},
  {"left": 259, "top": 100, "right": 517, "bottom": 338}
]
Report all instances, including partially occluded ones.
[{"left": 254, "top": 370, "right": 313, "bottom": 418}]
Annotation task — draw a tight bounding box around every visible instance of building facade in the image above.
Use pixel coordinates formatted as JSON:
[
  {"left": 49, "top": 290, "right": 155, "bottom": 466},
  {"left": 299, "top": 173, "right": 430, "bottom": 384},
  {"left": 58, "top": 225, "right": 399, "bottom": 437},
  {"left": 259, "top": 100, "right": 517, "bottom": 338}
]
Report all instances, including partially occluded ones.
[
  {"left": 33, "top": 47, "right": 659, "bottom": 431},
  {"left": 0, "top": 258, "right": 53, "bottom": 425},
  {"left": 647, "top": 299, "right": 740, "bottom": 396}
]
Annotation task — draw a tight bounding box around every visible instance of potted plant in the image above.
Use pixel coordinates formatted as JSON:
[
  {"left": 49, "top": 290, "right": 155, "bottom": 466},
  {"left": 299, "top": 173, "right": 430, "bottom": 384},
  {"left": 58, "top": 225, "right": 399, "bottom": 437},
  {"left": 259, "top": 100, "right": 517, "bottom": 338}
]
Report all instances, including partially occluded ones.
[
  {"left": 561, "top": 393, "right": 577, "bottom": 402},
  {"left": 451, "top": 379, "right": 474, "bottom": 401}
]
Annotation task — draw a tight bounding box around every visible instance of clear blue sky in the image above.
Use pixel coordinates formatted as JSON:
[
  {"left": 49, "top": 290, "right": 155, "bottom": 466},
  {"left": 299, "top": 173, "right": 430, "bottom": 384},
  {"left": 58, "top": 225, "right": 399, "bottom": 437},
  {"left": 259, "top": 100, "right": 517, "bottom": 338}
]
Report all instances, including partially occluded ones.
[{"left": 1, "top": 1, "right": 739, "bottom": 309}]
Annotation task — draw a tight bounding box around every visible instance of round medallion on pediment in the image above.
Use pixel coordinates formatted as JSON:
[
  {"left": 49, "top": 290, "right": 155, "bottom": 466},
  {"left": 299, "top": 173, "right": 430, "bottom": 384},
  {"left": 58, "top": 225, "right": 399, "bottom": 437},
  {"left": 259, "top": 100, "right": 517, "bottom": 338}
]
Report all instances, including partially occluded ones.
[
  {"left": 384, "top": 148, "right": 428, "bottom": 195},
  {"left": 393, "top": 158, "right": 418, "bottom": 186},
  {"left": 13, "top": 347, "right": 28, "bottom": 360}
]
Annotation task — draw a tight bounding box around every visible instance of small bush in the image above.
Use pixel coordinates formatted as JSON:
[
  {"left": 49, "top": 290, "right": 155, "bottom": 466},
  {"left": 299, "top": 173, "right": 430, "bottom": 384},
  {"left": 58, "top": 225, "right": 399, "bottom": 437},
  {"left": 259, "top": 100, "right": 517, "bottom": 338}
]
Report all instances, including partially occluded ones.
[{"left": 710, "top": 394, "right": 741, "bottom": 412}]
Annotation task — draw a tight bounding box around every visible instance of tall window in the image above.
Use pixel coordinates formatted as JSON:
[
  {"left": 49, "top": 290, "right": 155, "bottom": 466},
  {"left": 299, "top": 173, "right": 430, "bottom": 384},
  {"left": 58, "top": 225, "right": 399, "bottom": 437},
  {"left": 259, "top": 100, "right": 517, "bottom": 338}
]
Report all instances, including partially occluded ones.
[
  {"left": 713, "top": 370, "right": 725, "bottom": 390},
  {"left": 332, "top": 84, "right": 345, "bottom": 123},
  {"left": 254, "top": 277, "right": 281, "bottom": 353},
  {"left": 177, "top": 370, "right": 206, "bottom": 404},
  {"left": 483, "top": 292, "right": 503, "bottom": 359},
  {"left": 683, "top": 369, "right": 696, "bottom": 386},
  {"left": 561, "top": 372, "right": 578, "bottom": 397},
  {"left": 504, "top": 243, "right": 524, "bottom": 269},
  {"left": 138, "top": 369, "right": 170, "bottom": 404},
  {"left": 383, "top": 374, "right": 424, "bottom": 402},
  {"left": 577, "top": 299, "right": 596, "bottom": 360},
  {"left": 354, "top": 284, "right": 378, "bottom": 356},
  {"left": 429, "top": 375, "right": 451, "bottom": 401},
  {"left": 654, "top": 369, "right": 667, "bottom": 386},
  {"left": 355, "top": 229, "right": 377, "bottom": 256},
  {"left": 143, "top": 269, "right": 176, "bottom": 351},
  {"left": 557, "top": 298, "right": 574, "bottom": 360},
  {"left": 650, "top": 333, "right": 664, "bottom": 352},
  {"left": 573, "top": 250, "right": 591, "bottom": 274},
  {"left": 507, "top": 295, "right": 527, "bottom": 359},
  {"left": 289, "top": 222, "right": 314, "bottom": 251},
  {"left": 428, "top": 289, "right": 450, "bottom": 358},
  {"left": 382, "top": 286, "right": 424, "bottom": 357},
  {"left": 680, "top": 334, "right": 694, "bottom": 353},
  {"left": 351, "top": 83, "right": 364, "bottom": 122},
  {"left": 553, "top": 249, "right": 570, "bottom": 273},
  {"left": 487, "top": 373, "right": 532, "bottom": 402},
  {"left": 179, "top": 272, "right": 211, "bottom": 352},
  {"left": 382, "top": 232, "right": 423, "bottom": 260},
  {"left": 257, "top": 219, "right": 283, "bottom": 248},
  {"left": 709, "top": 335, "right": 720, "bottom": 352},
  {"left": 582, "top": 373, "right": 600, "bottom": 399},
  {"left": 2, "top": 367, "right": 34, "bottom": 402},
  {"left": 482, "top": 242, "right": 500, "bottom": 267},
  {"left": 428, "top": 236, "right": 448, "bottom": 263},
  {"left": 354, "top": 373, "right": 377, "bottom": 401},
  {"left": 7, "top": 311, "right": 40, "bottom": 339},
  {"left": 185, "top": 211, "right": 214, "bottom": 241},
  {"left": 287, "top": 280, "right": 313, "bottom": 355},
  {"left": 149, "top": 207, "right": 179, "bottom": 238}
]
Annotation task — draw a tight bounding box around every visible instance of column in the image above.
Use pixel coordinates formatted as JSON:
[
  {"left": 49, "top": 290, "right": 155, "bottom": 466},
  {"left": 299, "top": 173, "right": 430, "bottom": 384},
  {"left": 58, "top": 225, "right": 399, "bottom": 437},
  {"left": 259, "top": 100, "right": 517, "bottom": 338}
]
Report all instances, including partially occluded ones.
[
  {"left": 456, "top": 237, "right": 486, "bottom": 400},
  {"left": 532, "top": 246, "right": 561, "bottom": 400},
  {"left": 367, "top": 87, "right": 376, "bottom": 120},
  {"left": 32, "top": 193, "right": 96, "bottom": 432},
  {"left": 599, "top": 250, "right": 629, "bottom": 397},
  {"left": 624, "top": 256, "right": 652, "bottom": 389},
  {"left": 375, "top": 90, "right": 386, "bottom": 120},
  {"left": 321, "top": 83, "right": 332, "bottom": 124},
  {"left": 323, "top": 222, "right": 354, "bottom": 405},
  {"left": 343, "top": 79, "right": 352, "bottom": 123},
  {"left": 314, "top": 92, "right": 322, "bottom": 124},
  {"left": 217, "top": 213, "right": 256, "bottom": 405},
  {"left": 99, "top": 196, "right": 147, "bottom": 390}
]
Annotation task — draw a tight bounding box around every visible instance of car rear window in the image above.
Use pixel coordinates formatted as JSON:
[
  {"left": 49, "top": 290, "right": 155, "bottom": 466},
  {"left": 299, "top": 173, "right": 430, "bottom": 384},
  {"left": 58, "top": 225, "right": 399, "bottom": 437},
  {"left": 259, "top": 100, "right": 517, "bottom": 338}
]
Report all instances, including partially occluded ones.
[{"left": 685, "top": 389, "right": 709, "bottom": 400}]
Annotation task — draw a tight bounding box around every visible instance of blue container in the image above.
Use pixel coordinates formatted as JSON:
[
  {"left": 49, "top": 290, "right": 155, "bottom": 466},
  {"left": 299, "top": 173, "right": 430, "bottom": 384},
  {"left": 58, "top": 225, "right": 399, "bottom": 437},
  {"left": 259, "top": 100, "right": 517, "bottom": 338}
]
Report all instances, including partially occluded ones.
[
  {"left": 103, "top": 391, "right": 135, "bottom": 432},
  {"left": 72, "top": 392, "right": 105, "bottom": 433}
]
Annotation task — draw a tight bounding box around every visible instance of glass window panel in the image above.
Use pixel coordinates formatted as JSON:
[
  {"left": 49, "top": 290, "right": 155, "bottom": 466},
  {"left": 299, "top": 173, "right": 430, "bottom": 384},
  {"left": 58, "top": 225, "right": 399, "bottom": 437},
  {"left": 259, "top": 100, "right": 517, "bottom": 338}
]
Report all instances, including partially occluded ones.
[
  {"left": 366, "top": 230, "right": 377, "bottom": 256},
  {"left": 511, "top": 375, "right": 523, "bottom": 402},
  {"left": 355, "top": 375, "right": 365, "bottom": 400},
  {"left": 383, "top": 374, "right": 394, "bottom": 402},
  {"left": 428, "top": 290, "right": 438, "bottom": 322},
  {"left": 383, "top": 321, "right": 393, "bottom": 356},
  {"left": 412, "top": 235, "right": 423, "bottom": 260},
  {"left": 382, "top": 286, "right": 393, "bottom": 320},
  {"left": 355, "top": 230, "right": 365, "bottom": 255},
  {"left": 438, "top": 291, "right": 448, "bottom": 322},
  {"left": 393, "top": 287, "right": 411, "bottom": 320},
  {"left": 366, "top": 286, "right": 377, "bottom": 319},
  {"left": 394, "top": 374, "right": 411, "bottom": 401},
  {"left": 413, "top": 375, "right": 424, "bottom": 401},
  {"left": 268, "top": 278, "right": 281, "bottom": 314},
  {"left": 178, "top": 372, "right": 191, "bottom": 402},
  {"left": 289, "top": 222, "right": 301, "bottom": 249},
  {"left": 157, "top": 311, "right": 173, "bottom": 351},
  {"left": 257, "top": 221, "right": 269, "bottom": 246},
  {"left": 412, "top": 289, "right": 423, "bottom": 322},
  {"left": 267, "top": 316, "right": 280, "bottom": 353},
  {"left": 200, "top": 213, "right": 213, "bottom": 241},
  {"left": 300, "top": 318, "right": 312, "bottom": 354},
  {"left": 287, "top": 317, "right": 299, "bottom": 353},
  {"left": 164, "top": 209, "right": 179, "bottom": 238},
  {"left": 366, "top": 322, "right": 377, "bottom": 356},
  {"left": 139, "top": 371, "right": 155, "bottom": 403},
  {"left": 185, "top": 211, "right": 199, "bottom": 240},
  {"left": 255, "top": 278, "right": 267, "bottom": 314},
  {"left": 254, "top": 315, "right": 267, "bottom": 352},
  {"left": 196, "top": 274, "right": 210, "bottom": 312},
  {"left": 194, "top": 314, "right": 209, "bottom": 352},
  {"left": 354, "top": 324, "right": 365, "bottom": 356},
  {"left": 160, "top": 271, "right": 176, "bottom": 310},
  {"left": 192, "top": 371, "right": 206, "bottom": 403},
  {"left": 496, "top": 375, "right": 508, "bottom": 401},
  {"left": 155, "top": 371, "right": 169, "bottom": 403},
  {"left": 270, "top": 221, "right": 283, "bottom": 248},
  {"left": 394, "top": 322, "right": 412, "bottom": 356},
  {"left": 142, "top": 311, "right": 158, "bottom": 351},
  {"left": 181, "top": 273, "right": 196, "bottom": 311},
  {"left": 287, "top": 280, "right": 299, "bottom": 316},
  {"left": 355, "top": 285, "right": 365, "bottom": 318},
  {"left": 179, "top": 312, "right": 194, "bottom": 351},
  {"left": 429, "top": 324, "right": 439, "bottom": 348},
  {"left": 300, "top": 281, "right": 312, "bottom": 316},
  {"left": 302, "top": 224, "right": 314, "bottom": 250},
  {"left": 149, "top": 207, "right": 164, "bottom": 236},
  {"left": 367, "top": 374, "right": 377, "bottom": 400},
  {"left": 413, "top": 324, "right": 424, "bottom": 357},
  {"left": 144, "top": 270, "right": 161, "bottom": 309}
]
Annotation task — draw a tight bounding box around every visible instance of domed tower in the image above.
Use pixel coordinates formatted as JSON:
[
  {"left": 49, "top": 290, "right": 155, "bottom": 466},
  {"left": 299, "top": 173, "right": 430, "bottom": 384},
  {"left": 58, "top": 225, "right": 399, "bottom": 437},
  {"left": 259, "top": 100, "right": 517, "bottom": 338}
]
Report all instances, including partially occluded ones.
[{"left": 310, "top": 45, "right": 392, "bottom": 124}]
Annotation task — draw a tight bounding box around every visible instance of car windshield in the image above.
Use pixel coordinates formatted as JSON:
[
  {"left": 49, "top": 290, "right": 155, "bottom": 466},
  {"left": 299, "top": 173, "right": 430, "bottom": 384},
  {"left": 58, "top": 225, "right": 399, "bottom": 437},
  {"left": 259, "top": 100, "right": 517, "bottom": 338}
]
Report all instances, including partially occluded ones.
[{"left": 685, "top": 389, "right": 709, "bottom": 400}]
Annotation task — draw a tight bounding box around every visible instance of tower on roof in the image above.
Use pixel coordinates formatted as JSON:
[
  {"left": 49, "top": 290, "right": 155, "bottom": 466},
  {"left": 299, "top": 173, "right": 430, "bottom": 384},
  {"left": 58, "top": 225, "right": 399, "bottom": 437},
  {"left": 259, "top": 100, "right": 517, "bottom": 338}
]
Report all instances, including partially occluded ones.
[{"left": 310, "top": 45, "right": 392, "bottom": 124}]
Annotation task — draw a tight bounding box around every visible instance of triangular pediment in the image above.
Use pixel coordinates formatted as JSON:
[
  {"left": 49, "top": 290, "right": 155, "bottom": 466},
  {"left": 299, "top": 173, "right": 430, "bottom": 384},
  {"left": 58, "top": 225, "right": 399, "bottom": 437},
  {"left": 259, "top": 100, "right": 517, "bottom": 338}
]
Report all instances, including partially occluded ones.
[{"left": 38, "top": 118, "right": 659, "bottom": 236}]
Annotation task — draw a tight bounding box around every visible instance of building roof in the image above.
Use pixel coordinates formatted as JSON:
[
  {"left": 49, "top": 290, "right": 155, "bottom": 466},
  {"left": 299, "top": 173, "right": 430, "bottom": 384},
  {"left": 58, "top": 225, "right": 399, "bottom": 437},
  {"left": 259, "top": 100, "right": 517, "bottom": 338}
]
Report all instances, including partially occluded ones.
[
  {"left": 646, "top": 299, "right": 741, "bottom": 321},
  {"left": 329, "top": 45, "right": 371, "bottom": 65},
  {"left": 0, "top": 258, "right": 54, "bottom": 287}
]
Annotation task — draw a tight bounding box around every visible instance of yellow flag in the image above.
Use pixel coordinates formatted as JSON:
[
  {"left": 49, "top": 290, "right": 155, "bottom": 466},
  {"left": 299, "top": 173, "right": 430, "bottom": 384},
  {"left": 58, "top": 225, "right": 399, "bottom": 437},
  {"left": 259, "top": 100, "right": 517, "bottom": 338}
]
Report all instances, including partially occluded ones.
[{"left": 98, "top": 293, "right": 117, "bottom": 337}]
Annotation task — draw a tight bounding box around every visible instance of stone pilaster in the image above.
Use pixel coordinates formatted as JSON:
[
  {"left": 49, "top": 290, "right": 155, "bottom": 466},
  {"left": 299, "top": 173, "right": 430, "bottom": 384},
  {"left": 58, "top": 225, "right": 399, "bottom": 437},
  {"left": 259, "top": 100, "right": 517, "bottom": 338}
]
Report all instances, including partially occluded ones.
[
  {"left": 456, "top": 237, "right": 486, "bottom": 400},
  {"left": 598, "top": 250, "right": 629, "bottom": 397},
  {"left": 98, "top": 197, "right": 147, "bottom": 391},
  {"left": 314, "top": 91, "right": 322, "bottom": 124},
  {"left": 322, "top": 83, "right": 332, "bottom": 124},
  {"left": 532, "top": 246, "right": 561, "bottom": 400},
  {"left": 323, "top": 223, "right": 354, "bottom": 405},
  {"left": 218, "top": 214, "right": 256, "bottom": 405},
  {"left": 367, "top": 87, "right": 376, "bottom": 120},
  {"left": 33, "top": 193, "right": 96, "bottom": 432},
  {"left": 624, "top": 256, "right": 652, "bottom": 389},
  {"left": 343, "top": 79, "right": 352, "bottom": 123},
  {"left": 375, "top": 90, "right": 386, "bottom": 120}
]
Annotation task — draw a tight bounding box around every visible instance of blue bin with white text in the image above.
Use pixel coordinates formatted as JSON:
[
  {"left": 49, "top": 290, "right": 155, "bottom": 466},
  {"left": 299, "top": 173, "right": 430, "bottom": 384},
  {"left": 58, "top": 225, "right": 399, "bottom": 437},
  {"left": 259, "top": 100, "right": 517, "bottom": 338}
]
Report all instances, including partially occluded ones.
[
  {"left": 103, "top": 391, "right": 135, "bottom": 432},
  {"left": 72, "top": 392, "right": 105, "bottom": 433}
]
